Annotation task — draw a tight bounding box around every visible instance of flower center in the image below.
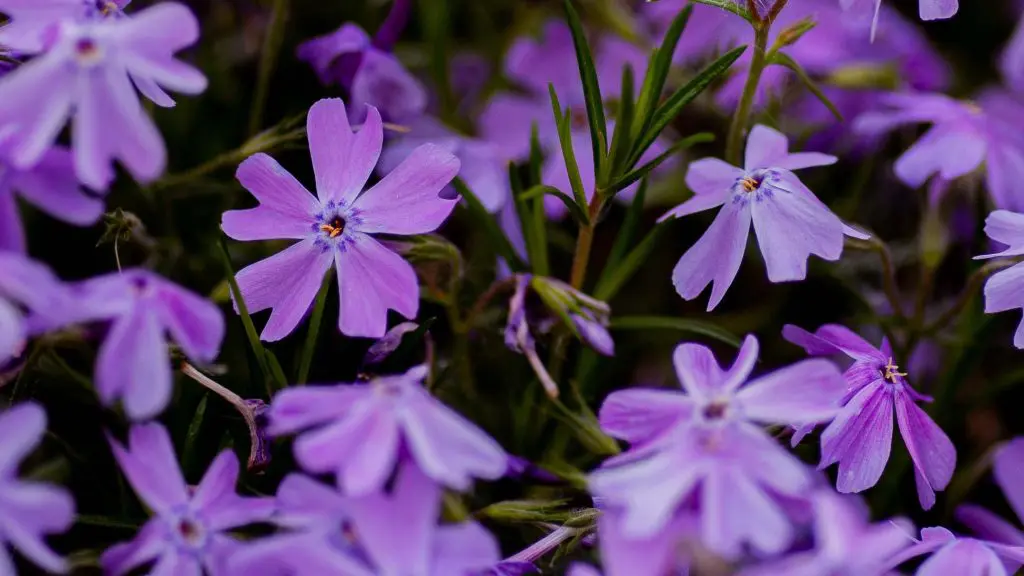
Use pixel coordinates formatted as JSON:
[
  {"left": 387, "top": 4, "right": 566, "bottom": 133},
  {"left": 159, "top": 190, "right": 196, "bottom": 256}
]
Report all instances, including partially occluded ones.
[
  {"left": 740, "top": 176, "right": 761, "bottom": 192},
  {"left": 319, "top": 216, "right": 345, "bottom": 239},
  {"left": 881, "top": 357, "right": 907, "bottom": 383},
  {"left": 73, "top": 37, "right": 104, "bottom": 65},
  {"left": 701, "top": 400, "right": 729, "bottom": 421}
]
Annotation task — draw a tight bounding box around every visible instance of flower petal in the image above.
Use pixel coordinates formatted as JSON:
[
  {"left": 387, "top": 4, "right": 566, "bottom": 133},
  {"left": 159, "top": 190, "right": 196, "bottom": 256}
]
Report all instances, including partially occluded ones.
[
  {"left": 701, "top": 465, "right": 792, "bottom": 558},
  {"left": 96, "top": 306, "right": 173, "bottom": 421},
  {"left": 266, "top": 385, "right": 364, "bottom": 436},
  {"left": 919, "top": 0, "right": 958, "bottom": 21},
  {"left": 430, "top": 523, "right": 502, "bottom": 575},
  {"left": 744, "top": 124, "right": 790, "bottom": 170},
  {"left": 336, "top": 234, "right": 419, "bottom": 338},
  {"left": 598, "top": 389, "right": 694, "bottom": 445},
  {"left": 191, "top": 450, "right": 240, "bottom": 511},
  {"left": 307, "top": 98, "right": 382, "bottom": 206},
  {"left": 894, "top": 126, "right": 984, "bottom": 188},
  {"left": 109, "top": 423, "right": 189, "bottom": 514},
  {"left": 917, "top": 540, "right": 1003, "bottom": 576},
  {"left": 672, "top": 342, "right": 725, "bottom": 399},
  {"left": 821, "top": 381, "right": 893, "bottom": 494},
  {"left": 976, "top": 210, "right": 1024, "bottom": 260},
  {"left": 0, "top": 187, "right": 25, "bottom": 253},
  {"left": 956, "top": 505, "right": 1024, "bottom": 546},
  {"left": 895, "top": 390, "right": 955, "bottom": 510},
  {"left": 684, "top": 158, "right": 743, "bottom": 196},
  {"left": 657, "top": 190, "right": 729, "bottom": 223},
  {"left": 10, "top": 146, "right": 103, "bottom": 226},
  {"left": 782, "top": 323, "right": 884, "bottom": 362},
  {"left": 994, "top": 438, "right": 1024, "bottom": 527},
  {"left": 220, "top": 207, "right": 313, "bottom": 242},
  {"left": 773, "top": 152, "right": 838, "bottom": 171},
  {"left": 721, "top": 334, "right": 759, "bottom": 393},
  {"left": 0, "top": 402, "right": 46, "bottom": 476},
  {"left": 100, "top": 519, "right": 168, "bottom": 576},
  {"left": 233, "top": 153, "right": 320, "bottom": 224},
  {"left": 983, "top": 261, "right": 1024, "bottom": 314},
  {"left": 152, "top": 278, "right": 224, "bottom": 362},
  {"left": 737, "top": 359, "right": 845, "bottom": 425},
  {"left": 672, "top": 200, "right": 752, "bottom": 311},
  {"left": 0, "top": 50, "right": 74, "bottom": 170}
]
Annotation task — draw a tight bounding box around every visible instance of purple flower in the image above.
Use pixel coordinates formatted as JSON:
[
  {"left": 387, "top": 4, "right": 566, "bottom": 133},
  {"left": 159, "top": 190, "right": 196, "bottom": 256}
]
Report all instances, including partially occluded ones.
[
  {"left": 505, "top": 274, "right": 613, "bottom": 398},
  {"left": 222, "top": 98, "right": 459, "bottom": 341},
  {"left": 268, "top": 365, "right": 507, "bottom": 494},
  {"left": 0, "top": 252, "right": 66, "bottom": 364},
  {"left": 855, "top": 91, "right": 1024, "bottom": 211},
  {"left": 1002, "top": 13, "right": 1024, "bottom": 95},
  {"left": 885, "top": 527, "right": 1024, "bottom": 576},
  {"left": 102, "top": 423, "right": 275, "bottom": 576},
  {"left": 0, "top": 145, "right": 104, "bottom": 253},
  {"left": 589, "top": 335, "right": 846, "bottom": 557},
  {"left": 784, "top": 324, "right": 956, "bottom": 509},
  {"left": 955, "top": 438, "right": 1024, "bottom": 548},
  {"left": 69, "top": 269, "right": 225, "bottom": 421},
  {"left": 0, "top": 403, "right": 75, "bottom": 574},
  {"left": 296, "top": 12, "right": 426, "bottom": 123},
  {"left": 841, "top": 0, "right": 957, "bottom": 39},
  {"left": 661, "top": 125, "right": 862, "bottom": 311},
  {"left": 975, "top": 211, "right": 1024, "bottom": 348},
  {"left": 0, "top": 0, "right": 131, "bottom": 53},
  {"left": 0, "top": 3, "right": 206, "bottom": 191},
  {"left": 596, "top": 509, "right": 695, "bottom": 576},
  {"left": 230, "top": 464, "right": 501, "bottom": 575},
  {"left": 742, "top": 491, "right": 912, "bottom": 576}
]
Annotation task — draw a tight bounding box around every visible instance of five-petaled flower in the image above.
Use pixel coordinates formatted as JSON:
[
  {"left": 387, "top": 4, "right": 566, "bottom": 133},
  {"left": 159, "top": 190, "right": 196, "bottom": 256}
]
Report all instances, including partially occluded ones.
[
  {"left": 222, "top": 98, "right": 460, "bottom": 341},
  {"left": 975, "top": 210, "right": 1024, "bottom": 348}
]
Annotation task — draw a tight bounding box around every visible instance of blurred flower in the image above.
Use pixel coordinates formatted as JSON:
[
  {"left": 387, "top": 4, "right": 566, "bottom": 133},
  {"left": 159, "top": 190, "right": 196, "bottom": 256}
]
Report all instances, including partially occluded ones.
[
  {"left": 0, "top": 3, "right": 207, "bottom": 190},
  {"left": 955, "top": 438, "right": 1024, "bottom": 547},
  {"left": 741, "top": 491, "right": 912, "bottom": 576},
  {"left": 0, "top": 252, "right": 66, "bottom": 365},
  {"left": 589, "top": 335, "right": 846, "bottom": 558},
  {"left": 0, "top": 403, "right": 75, "bottom": 574},
  {"left": 268, "top": 364, "right": 507, "bottom": 494},
  {"left": 505, "top": 274, "right": 613, "bottom": 398},
  {"left": 69, "top": 269, "right": 225, "bottom": 421},
  {"left": 841, "top": 0, "right": 958, "bottom": 40},
  {"left": 1002, "top": 13, "right": 1024, "bottom": 94},
  {"left": 661, "top": 125, "right": 862, "bottom": 311},
  {"left": 230, "top": 464, "right": 501, "bottom": 575},
  {"left": 784, "top": 324, "right": 955, "bottom": 509},
  {"left": 0, "top": 145, "right": 103, "bottom": 253},
  {"left": 855, "top": 90, "right": 1024, "bottom": 211},
  {"left": 0, "top": 0, "right": 130, "bottom": 53},
  {"left": 222, "top": 98, "right": 459, "bottom": 340},
  {"left": 569, "top": 564, "right": 602, "bottom": 576},
  {"left": 102, "top": 423, "right": 275, "bottom": 576},
  {"left": 362, "top": 321, "right": 420, "bottom": 365},
  {"left": 884, "top": 526, "right": 1024, "bottom": 575},
  {"left": 597, "top": 509, "right": 696, "bottom": 576},
  {"left": 976, "top": 210, "right": 1024, "bottom": 349}
]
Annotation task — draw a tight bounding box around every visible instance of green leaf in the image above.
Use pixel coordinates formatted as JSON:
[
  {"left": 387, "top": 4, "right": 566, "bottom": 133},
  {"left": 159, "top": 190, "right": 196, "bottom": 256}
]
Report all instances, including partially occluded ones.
[
  {"left": 605, "top": 64, "right": 636, "bottom": 181},
  {"left": 610, "top": 316, "right": 742, "bottom": 347},
  {"left": 520, "top": 185, "right": 590, "bottom": 226},
  {"left": 531, "top": 193, "right": 550, "bottom": 277},
  {"left": 563, "top": 0, "right": 608, "bottom": 179},
  {"left": 771, "top": 17, "right": 816, "bottom": 51},
  {"left": 593, "top": 222, "right": 669, "bottom": 301},
  {"left": 217, "top": 237, "right": 273, "bottom": 396},
  {"left": 690, "top": 0, "right": 752, "bottom": 21},
  {"left": 602, "top": 179, "right": 648, "bottom": 279},
  {"left": 549, "top": 85, "right": 590, "bottom": 212},
  {"left": 607, "top": 132, "right": 714, "bottom": 196},
  {"left": 182, "top": 393, "right": 209, "bottom": 474},
  {"left": 630, "top": 45, "right": 746, "bottom": 166},
  {"left": 453, "top": 177, "right": 528, "bottom": 271},
  {"left": 529, "top": 122, "right": 544, "bottom": 186},
  {"left": 509, "top": 164, "right": 546, "bottom": 275},
  {"left": 264, "top": 349, "right": 289, "bottom": 389},
  {"left": 296, "top": 272, "right": 332, "bottom": 385},
  {"left": 632, "top": 4, "right": 693, "bottom": 144},
  {"left": 770, "top": 52, "right": 843, "bottom": 122}
]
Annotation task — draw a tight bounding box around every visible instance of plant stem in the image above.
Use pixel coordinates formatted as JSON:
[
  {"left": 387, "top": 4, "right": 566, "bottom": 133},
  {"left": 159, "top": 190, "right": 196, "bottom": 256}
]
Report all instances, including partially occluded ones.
[
  {"left": 569, "top": 196, "right": 604, "bottom": 290},
  {"left": 922, "top": 261, "right": 1016, "bottom": 336},
  {"left": 296, "top": 273, "right": 331, "bottom": 385},
  {"left": 248, "top": 0, "right": 290, "bottom": 136},
  {"left": 724, "top": 23, "right": 770, "bottom": 166},
  {"left": 217, "top": 238, "right": 273, "bottom": 397},
  {"left": 847, "top": 237, "right": 904, "bottom": 320}
]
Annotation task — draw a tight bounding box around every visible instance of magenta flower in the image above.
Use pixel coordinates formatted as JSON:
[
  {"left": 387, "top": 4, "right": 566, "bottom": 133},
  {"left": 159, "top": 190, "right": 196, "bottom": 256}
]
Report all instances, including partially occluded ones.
[
  {"left": 268, "top": 365, "right": 507, "bottom": 494},
  {"left": 661, "top": 125, "right": 862, "bottom": 311},
  {"left": 855, "top": 91, "right": 1024, "bottom": 210},
  {"left": 589, "top": 335, "right": 846, "bottom": 557},
  {"left": 742, "top": 491, "right": 912, "bottom": 576},
  {"left": 230, "top": 464, "right": 501, "bottom": 575},
  {"left": 0, "top": 403, "right": 75, "bottom": 574},
  {"left": 784, "top": 324, "right": 956, "bottom": 509},
  {"left": 975, "top": 211, "right": 1024, "bottom": 348},
  {"left": 222, "top": 98, "right": 459, "bottom": 341},
  {"left": 69, "top": 269, "right": 225, "bottom": 420},
  {"left": 885, "top": 527, "right": 1024, "bottom": 576},
  {"left": 0, "top": 3, "right": 207, "bottom": 191},
  {"left": 0, "top": 145, "right": 103, "bottom": 253},
  {"left": 102, "top": 423, "right": 275, "bottom": 576},
  {"left": 0, "top": 0, "right": 130, "bottom": 52},
  {"left": 0, "top": 252, "right": 66, "bottom": 364}
]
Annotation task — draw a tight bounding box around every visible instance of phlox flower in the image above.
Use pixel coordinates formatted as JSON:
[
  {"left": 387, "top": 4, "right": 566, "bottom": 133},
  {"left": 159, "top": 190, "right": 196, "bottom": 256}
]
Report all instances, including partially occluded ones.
[
  {"left": 784, "top": 324, "right": 956, "bottom": 509},
  {"left": 0, "top": 145, "right": 103, "bottom": 253},
  {"left": 69, "top": 269, "right": 225, "bottom": 421},
  {"left": 229, "top": 464, "right": 501, "bottom": 575},
  {"left": 589, "top": 335, "right": 846, "bottom": 558},
  {"left": 267, "top": 365, "right": 508, "bottom": 495},
  {"left": 975, "top": 211, "right": 1024, "bottom": 348},
  {"left": 885, "top": 527, "right": 1024, "bottom": 576},
  {"left": 661, "top": 125, "right": 862, "bottom": 311},
  {"left": 0, "top": 403, "right": 75, "bottom": 574},
  {"left": 855, "top": 91, "right": 1024, "bottom": 211},
  {"left": 955, "top": 438, "right": 1024, "bottom": 548},
  {"left": 101, "top": 423, "right": 275, "bottom": 576},
  {"left": 222, "top": 98, "right": 460, "bottom": 341},
  {"left": 840, "top": 0, "right": 957, "bottom": 40},
  {"left": 0, "top": 0, "right": 130, "bottom": 53},
  {"left": 0, "top": 252, "right": 66, "bottom": 364},
  {"left": 0, "top": 3, "right": 207, "bottom": 191}
]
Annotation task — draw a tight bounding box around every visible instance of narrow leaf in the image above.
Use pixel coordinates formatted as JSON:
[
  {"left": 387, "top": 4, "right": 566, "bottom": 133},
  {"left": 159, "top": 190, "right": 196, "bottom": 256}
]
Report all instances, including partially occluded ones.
[
  {"left": 690, "top": 0, "right": 752, "bottom": 21},
  {"left": 606, "top": 64, "right": 636, "bottom": 180},
  {"left": 563, "top": 0, "right": 608, "bottom": 178},
  {"left": 630, "top": 45, "right": 745, "bottom": 166},
  {"left": 510, "top": 164, "right": 546, "bottom": 274},
  {"left": 607, "top": 132, "right": 714, "bottom": 196},
  {"left": 632, "top": 4, "right": 693, "bottom": 143},
  {"left": 771, "top": 17, "right": 816, "bottom": 51},
  {"left": 610, "top": 316, "right": 742, "bottom": 347},
  {"left": 217, "top": 237, "right": 272, "bottom": 395},
  {"left": 550, "top": 84, "right": 590, "bottom": 212},
  {"left": 602, "top": 179, "right": 648, "bottom": 278},
  {"left": 771, "top": 52, "right": 843, "bottom": 121},
  {"left": 520, "top": 185, "right": 591, "bottom": 225},
  {"left": 453, "top": 178, "right": 528, "bottom": 271},
  {"left": 531, "top": 194, "right": 550, "bottom": 276},
  {"left": 594, "top": 223, "right": 669, "bottom": 301}
]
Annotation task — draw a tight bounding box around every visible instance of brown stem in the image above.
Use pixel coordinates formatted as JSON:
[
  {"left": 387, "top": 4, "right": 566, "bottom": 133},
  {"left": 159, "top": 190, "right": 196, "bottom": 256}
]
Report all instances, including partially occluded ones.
[{"left": 569, "top": 196, "right": 604, "bottom": 290}]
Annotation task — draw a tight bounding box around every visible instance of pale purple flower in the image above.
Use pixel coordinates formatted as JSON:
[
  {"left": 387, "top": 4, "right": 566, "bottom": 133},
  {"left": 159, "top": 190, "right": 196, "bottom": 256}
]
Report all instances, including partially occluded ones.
[
  {"left": 885, "top": 527, "right": 1024, "bottom": 576},
  {"left": 268, "top": 365, "right": 507, "bottom": 495},
  {"left": 379, "top": 115, "right": 510, "bottom": 213},
  {"left": 68, "top": 269, "right": 225, "bottom": 421},
  {"left": 855, "top": 91, "right": 1024, "bottom": 211},
  {"left": 0, "top": 403, "right": 75, "bottom": 574},
  {"left": 102, "top": 422, "right": 275, "bottom": 576},
  {"left": 0, "top": 0, "right": 131, "bottom": 52},
  {"left": 230, "top": 464, "right": 501, "bottom": 575},
  {"left": 0, "top": 3, "right": 206, "bottom": 191},
  {"left": 742, "top": 490, "right": 912, "bottom": 576},
  {"left": 840, "top": 0, "right": 957, "bottom": 40},
  {"left": 0, "top": 252, "right": 66, "bottom": 364},
  {"left": 362, "top": 321, "right": 420, "bottom": 366},
  {"left": 590, "top": 335, "right": 846, "bottom": 557},
  {"left": 955, "top": 438, "right": 1024, "bottom": 548},
  {"left": 661, "top": 125, "right": 862, "bottom": 311},
  {"left": 596, "top": 509, "right": 695, "bottom": 576},
  {"left": 975, "top": 211, "right": 1024, "bottom": 348},
  {"left": 1002, "top": 13, "right": 1024, "bottom": 95},
  {"left": 784, "top": 324, "right": 956, "bottom": 509},
  {"left": 222, "top": 98, "right": 459, "bottom": 341},
  {"left": 505, "top": 274, "right": 613, "bottom": 397},
  {"left": 0, "top": 145, "right": 104, "bottom": 253}
]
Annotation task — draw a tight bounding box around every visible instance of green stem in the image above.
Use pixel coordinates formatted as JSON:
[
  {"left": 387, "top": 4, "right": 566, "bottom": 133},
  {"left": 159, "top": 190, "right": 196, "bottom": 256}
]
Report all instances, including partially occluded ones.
[
  {"left": 296, "top": 273, "right": 332, "bottom": 385},
  {"left": 921, "top": 261, "right": 1016, "bottom": 336},
  {"left": 217, "top": 238, "right": 273, "bottom": 397},
  {"left": 724, "top": 23, "right": 770, "bottom": 165},
  {"left": 248, "top": 0, "right": 290, "bottom": 136}
]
